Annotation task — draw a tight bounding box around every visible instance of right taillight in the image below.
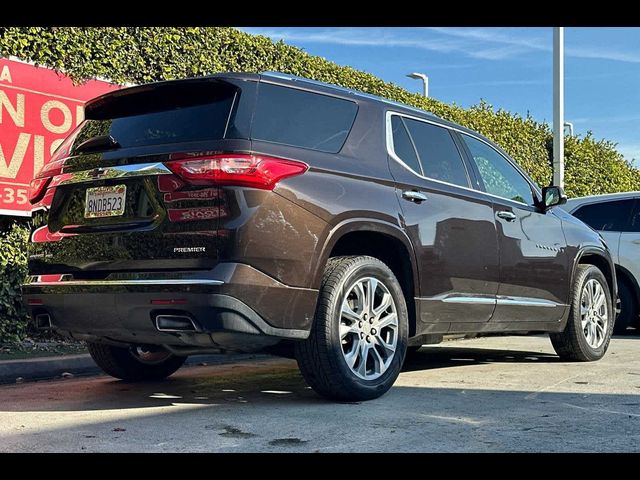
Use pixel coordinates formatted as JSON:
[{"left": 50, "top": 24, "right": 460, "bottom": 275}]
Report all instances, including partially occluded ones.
[{"left": 165, "top": 154, "right": 308, "bottom": 190}]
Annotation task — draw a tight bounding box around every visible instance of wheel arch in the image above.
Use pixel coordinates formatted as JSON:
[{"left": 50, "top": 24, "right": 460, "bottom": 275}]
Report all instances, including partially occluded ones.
[
  {"left": 574, "top": 247, "right": 617, "bottom": 304},
  {"left": 313, "top": 219, "right": 419, "bottom": 336}
]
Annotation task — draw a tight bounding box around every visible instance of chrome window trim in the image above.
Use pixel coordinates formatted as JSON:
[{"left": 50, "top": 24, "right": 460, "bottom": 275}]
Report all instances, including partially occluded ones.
[
  {"left": 24, "top": 278, "right": 224, "bottom": 287},
  {"left": 55, "top": 162, "right": 172, "bottom": 187},
  {"left": 386, "top": 111, "right": 472, "bottom": 190},
  {"left": 385, "top": 110, "right": 541, "bottom": 207}
]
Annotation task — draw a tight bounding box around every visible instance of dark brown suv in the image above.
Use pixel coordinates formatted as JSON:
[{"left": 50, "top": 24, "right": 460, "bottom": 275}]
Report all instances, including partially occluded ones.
[{"left": 23, "top": 72, "right": 617, "bottom": 401}]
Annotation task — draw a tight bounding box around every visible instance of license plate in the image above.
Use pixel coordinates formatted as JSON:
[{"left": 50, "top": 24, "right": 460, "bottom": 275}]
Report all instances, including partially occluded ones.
[{"left": 84, "top": 185, "right": 126, "bottom": 218}]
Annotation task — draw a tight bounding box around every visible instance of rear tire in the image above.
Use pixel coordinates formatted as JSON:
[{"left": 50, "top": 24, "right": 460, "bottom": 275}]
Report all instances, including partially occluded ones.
[
  {"left": 550, "top": 264, "right": 613, "bottom": 362},
  {"left": 296, "top": 256, "right": 408, "bottom": 401},
  {"left": 87, "top": 342, "right": 186, "bottom": 381},
  {"left": 613, "top": 279, "right": 637, "bottom": 334}
]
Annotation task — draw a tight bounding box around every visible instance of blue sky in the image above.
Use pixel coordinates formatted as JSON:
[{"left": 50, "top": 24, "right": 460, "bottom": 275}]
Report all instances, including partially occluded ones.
[{"left": 238, "top": 27, "right": 640, "bottom": 163}]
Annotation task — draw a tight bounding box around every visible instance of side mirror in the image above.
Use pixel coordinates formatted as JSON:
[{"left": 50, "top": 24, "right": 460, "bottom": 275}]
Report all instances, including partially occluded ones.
[{"left": 541, "top": 185, "right": 567, "bottom": 210}]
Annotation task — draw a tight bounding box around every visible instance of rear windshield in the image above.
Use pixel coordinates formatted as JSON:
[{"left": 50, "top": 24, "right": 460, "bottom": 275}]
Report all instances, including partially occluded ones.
[
  {"left": 251, "top": 83, "right": 358, "bottom": 153},
  {"left": 71, "top": 81, "right": 237, "bottom": 152}
]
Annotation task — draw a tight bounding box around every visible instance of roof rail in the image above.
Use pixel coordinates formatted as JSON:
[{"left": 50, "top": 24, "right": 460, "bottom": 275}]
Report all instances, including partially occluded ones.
[{"left": 260, "top": 71, "right": 441, "bottom": 120}]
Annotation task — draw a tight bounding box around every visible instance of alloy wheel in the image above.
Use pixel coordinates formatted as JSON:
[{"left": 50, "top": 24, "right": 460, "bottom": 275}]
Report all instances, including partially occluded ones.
[
  {"left": 339, "top": 277, "right": 398, "bottom": 380},
  {"left": 580, "top": 278, "right": 609, "bottom": 348}
]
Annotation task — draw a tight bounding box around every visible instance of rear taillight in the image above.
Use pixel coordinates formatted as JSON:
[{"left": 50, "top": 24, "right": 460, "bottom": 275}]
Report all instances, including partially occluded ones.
[
  {"left": 28, "top": 177, "right": 51, "bottom": 204},
  {"left": 28, "top": 159, "right": 65, "bottom": 204},
  {"left": 164, "top": 154, "right": 308, "bottom": 190}
]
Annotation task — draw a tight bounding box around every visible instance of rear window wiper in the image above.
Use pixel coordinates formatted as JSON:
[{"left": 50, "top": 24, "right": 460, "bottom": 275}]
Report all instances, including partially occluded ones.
[{"left": 74, "top": 135, "right": 121, "bottom": 154}]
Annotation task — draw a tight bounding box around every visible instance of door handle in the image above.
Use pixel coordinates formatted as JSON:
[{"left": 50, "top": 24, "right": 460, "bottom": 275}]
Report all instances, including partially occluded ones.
[
  {"left": 632, "top": 239, "right": 640, "bottom": 245},
  {"left": 496, "top": 210, "right": 517, "bottom": 222},
  {"left": 402, "top": 191, "right": 428, "bottom": 203}
]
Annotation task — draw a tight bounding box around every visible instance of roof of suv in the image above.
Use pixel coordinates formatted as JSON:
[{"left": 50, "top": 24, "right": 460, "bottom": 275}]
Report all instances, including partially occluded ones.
[
  {"left": 562, "top": 191, "right": 640, "bottom": 213},
  {"left": 87, "top": 71, "right": 493, "bottom": 147}
]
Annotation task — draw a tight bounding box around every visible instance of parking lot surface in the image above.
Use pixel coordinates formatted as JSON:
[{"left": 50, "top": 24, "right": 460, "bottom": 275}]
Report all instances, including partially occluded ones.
[{"left": 1, "top": 335, "right": 638, "bottom": 452}]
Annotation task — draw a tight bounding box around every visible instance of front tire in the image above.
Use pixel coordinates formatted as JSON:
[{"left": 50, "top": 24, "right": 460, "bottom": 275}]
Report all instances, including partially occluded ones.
[
  {"left": 296, "top": 256, "right": 408, "bottom": 401},
  {"left": 550, "top": 264, "right": 614, "bottom": 361},
  {"left": 87, "top": 343, "right": 186, "bottom": 381}
]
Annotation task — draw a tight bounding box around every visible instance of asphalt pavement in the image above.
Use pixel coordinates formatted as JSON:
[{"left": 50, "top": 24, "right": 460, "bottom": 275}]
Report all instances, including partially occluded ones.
[{"left": 0, "top": 335, "right": 638, "bottom": 452}]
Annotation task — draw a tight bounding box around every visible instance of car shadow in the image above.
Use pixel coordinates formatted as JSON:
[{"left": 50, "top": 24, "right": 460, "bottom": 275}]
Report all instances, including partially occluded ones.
[
  {"left": 0, "top": 343, "right": 571, "bottom": 413},
  {"left": 1, "top": 343, "right": 639, "bottom": 452},
  {"left": 402, "top": 344, "right": 561, "bottom": 373}
]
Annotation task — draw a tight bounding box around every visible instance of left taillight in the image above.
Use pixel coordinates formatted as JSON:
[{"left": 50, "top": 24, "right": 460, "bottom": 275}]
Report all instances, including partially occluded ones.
[
  {"left": 164, "top": 154, "right": 308, "bottom": 190},
  {"left": 29, "top": 159, "right": 65, "bottom": 204}
]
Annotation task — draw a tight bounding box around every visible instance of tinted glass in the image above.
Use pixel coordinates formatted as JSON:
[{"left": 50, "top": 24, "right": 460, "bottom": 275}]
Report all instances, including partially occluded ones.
[
  {"left": 573, "top": 200, "right": 634, "bottom": 232},
  {"left": 252, "top": 83, "right": 358, "bottom": 153},
  {"left": 463, "top": 134, "right": 534, "bottom": 205},
  {"left": 72, "top": 82, "right": 237, "bottom": 152},
  {"left": 390, "top": 116, "right": 422, "bottom": 175},
  {"left": 403, "top": 118, "right": 469, "bottom": 188},
  {"left": 626, "top": 201, "right": 640, "bottom": 232}
]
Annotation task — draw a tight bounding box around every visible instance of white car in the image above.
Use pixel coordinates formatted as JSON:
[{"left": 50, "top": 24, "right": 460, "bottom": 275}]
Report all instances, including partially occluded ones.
[{"left": 562, "top": 192, "right": 640, "bottom": 333}]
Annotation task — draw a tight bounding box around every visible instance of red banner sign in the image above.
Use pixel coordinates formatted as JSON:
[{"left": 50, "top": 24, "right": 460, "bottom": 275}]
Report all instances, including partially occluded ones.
[{"left": 0, "top": 57, "right": 120, "bottom": 216}]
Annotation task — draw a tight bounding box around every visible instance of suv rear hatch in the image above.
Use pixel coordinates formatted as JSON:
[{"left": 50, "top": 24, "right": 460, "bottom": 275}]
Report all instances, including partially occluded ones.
[{"left": 29, "top": 77, "right": 247, "bottom": 276}]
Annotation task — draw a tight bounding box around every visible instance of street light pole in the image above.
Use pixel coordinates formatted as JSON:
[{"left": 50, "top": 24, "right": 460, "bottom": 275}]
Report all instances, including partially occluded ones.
[
  {"left": 553, "top": 27, "right": 565, "bottom": 188},
  {"left": 407, "top": 72, "right": 429, "bottom": 97}
]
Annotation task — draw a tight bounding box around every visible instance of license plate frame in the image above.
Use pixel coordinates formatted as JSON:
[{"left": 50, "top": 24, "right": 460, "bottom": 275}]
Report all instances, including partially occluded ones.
[{"left": 84, "top": 185, "right": 127, "bottom": 219}]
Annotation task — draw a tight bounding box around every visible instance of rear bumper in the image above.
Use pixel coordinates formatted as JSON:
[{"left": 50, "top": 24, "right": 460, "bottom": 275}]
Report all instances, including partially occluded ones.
[{"left": 22, "top": 263, "right": 317, "bottom": 352}]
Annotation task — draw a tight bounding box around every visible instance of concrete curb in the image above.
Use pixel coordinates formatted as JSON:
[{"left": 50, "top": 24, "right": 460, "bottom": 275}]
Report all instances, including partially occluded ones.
[{"left": 0, "top": 352, "right": 269, "bottom": 384}]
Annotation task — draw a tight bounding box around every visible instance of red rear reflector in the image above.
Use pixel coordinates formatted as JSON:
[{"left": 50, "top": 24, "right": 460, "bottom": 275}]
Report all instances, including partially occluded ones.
[
  {"left": 151, "top": 299, "right": 187, "bottom": 305},
  {"left": 28, "top": 299, "right": 44, "bottom": 305},
  {"left": 165, "top": 154, "right": 308, "bottom": 190}
]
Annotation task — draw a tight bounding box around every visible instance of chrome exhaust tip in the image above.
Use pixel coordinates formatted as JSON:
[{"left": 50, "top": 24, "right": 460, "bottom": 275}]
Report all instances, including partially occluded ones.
[
  {"left": 155, "top": 315, "right": 198, "bottom": 332},
  {"left": 34, "top": 313, "right": 52, "bottom": 330}
]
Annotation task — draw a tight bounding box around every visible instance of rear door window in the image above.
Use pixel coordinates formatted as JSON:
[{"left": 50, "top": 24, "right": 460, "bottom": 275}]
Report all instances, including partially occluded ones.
[
  {"left": 402, "top": 118, "right": 470, "bottom": 188},
  {"left": 572, "top": 200, "right": 635, "bottom": 232},
  {"left": 251, "top": 83, "right": 358, "bottom": 153}
]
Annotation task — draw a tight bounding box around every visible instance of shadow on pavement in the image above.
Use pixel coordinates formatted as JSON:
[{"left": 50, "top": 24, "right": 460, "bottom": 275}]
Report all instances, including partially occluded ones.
[
  {"left": 402, "top": 345, "right": 560, "bottom": 373},
  {"left": 0, "top": 344, "right": 585, "bottom": 413},
  {"left": 1, "top": 338, "right": 639, "bottom": 452}
]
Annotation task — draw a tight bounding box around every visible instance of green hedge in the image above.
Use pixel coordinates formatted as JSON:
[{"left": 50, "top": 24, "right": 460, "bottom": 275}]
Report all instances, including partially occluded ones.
[
  {"left": 2, "top": 27, "right": 639, "bottom": 196},
  {"left": 0, "top": 223, "right": 29, "bottom": 344},
  {"left": 0, "top": 27, "right": 639, "bottom": 343}
]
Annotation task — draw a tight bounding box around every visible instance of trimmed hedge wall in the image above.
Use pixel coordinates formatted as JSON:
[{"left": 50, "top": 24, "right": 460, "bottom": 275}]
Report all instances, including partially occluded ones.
[
  {"left": 0, "top": 26, "right": 638, "bottom": 343},
  {"left": 2, "top": 27, "right": 639, "bottom": 196},
  {"left": 0, "top": 223, "right": 29, "bottom": 344}
]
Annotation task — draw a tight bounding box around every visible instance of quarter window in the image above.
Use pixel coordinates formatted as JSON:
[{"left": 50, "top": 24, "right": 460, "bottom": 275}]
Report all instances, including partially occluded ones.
[
  {"left": 252, "top": 83, "right": 358, "bottom": 153},
  {"left": 573, "top": 200, "right": 634, "bottom": 232},
  {"left": 462, "top": 134, "right": 535, "bottom": 205},
  {"left": 390, "top": 116, "right": 422, "bottom": 175}
]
